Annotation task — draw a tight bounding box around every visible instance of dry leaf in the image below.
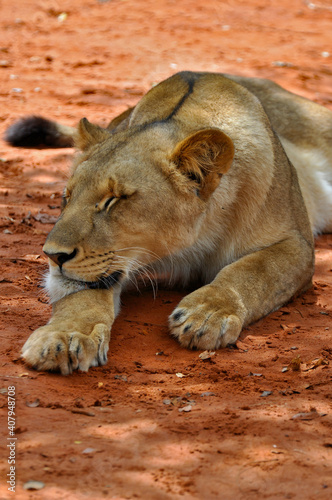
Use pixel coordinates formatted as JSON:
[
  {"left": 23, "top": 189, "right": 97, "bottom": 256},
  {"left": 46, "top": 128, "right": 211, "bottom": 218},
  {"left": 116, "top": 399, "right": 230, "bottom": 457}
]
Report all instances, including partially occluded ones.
[
  {"left": 70, "top": 408, "right": 95, "bottom": 417},
  {"left": 22, "top": 254, "right": 41, "bottom": 262},
  {"left": 199, "top": 350, "right": 215, "bottom": 360},
  {"left": 97, "top": 382, "right": 104, "bottom": 388},
  {"left": 179, "top": 405, "right": 192, "bottom": 412},
  {"left": 171, "top": 397, "right": 182, "bottom": 407},
  {"left": 26, "top": 399, "right": 40, "bottom": 408},
  {"left": 33, "top": 212, "right": 58, "bottom": 224},
  {"left": 33, "top": 228, "right": 48, "bottom": 235},
  {"left": 303, "top": 358, "right": 328, "bottom": 371},
  {"left": 176, "top": 372, "right": 186, "bottom": 378},
  {"left": 291, "top": 410, "right": 321, "bottom": 420},
  {"left": 290, "top": 355, "right": 302, "bottom": 371}
]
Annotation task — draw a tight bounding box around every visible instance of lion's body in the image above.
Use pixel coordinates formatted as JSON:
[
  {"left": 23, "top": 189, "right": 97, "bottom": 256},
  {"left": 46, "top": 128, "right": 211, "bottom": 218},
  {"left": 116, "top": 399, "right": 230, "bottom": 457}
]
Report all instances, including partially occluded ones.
[
  {"left": 225, "top": 74, "right": 332, "bottom": 235},
  {"left": 6, "top": 71, "right": 332, "bottom": 374}
]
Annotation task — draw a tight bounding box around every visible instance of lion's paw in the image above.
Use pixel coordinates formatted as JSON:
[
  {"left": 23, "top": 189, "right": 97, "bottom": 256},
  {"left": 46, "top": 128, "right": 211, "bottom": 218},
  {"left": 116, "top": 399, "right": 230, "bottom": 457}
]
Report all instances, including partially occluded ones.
[
  {"left": 169, "top": 287, "right": 243, "bottom": 350},
  {"left": 22, "top": 323, "right": 110, "bottom": 375}
]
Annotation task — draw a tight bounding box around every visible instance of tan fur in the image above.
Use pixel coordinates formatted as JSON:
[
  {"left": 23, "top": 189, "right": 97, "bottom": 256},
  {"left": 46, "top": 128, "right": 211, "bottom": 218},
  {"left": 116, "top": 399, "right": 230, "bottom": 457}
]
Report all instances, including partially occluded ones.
[{"left": 18, "top": 71, "right": 332, "bottom": 374}]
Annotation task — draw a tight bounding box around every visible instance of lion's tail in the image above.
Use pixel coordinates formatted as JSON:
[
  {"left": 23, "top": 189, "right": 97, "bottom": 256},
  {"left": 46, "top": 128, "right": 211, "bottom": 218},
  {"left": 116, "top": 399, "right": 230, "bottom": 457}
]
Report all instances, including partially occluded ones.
[{"left": 4, "top": 116, "right": 76, "bottom": 148}]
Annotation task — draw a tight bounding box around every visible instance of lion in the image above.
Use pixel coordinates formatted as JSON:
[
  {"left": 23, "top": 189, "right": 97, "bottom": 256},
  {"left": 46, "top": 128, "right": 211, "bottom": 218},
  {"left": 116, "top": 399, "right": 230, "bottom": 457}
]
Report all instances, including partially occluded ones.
[{"left": 5, "top": 71, "right": 332, "bottom": 374}]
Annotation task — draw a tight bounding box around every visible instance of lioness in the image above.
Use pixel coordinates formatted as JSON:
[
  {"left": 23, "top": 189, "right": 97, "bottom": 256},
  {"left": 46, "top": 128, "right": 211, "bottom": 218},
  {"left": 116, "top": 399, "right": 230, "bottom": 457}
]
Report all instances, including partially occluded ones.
[{"left": 5, "top": 71, "right": 332, "bottom": 374}]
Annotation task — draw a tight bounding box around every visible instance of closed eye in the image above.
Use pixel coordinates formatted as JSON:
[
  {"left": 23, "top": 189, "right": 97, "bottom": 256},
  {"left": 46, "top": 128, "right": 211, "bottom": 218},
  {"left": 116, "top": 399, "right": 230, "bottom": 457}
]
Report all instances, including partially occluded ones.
[
  {"left": 104, "top": 197, "right": 116, "bottom": 209},
  {"left": 96, "top": 195, "right": 118, "bottom": 212},
  {"left": 96, "top": 193, "right": 130, "bottom": 212}
]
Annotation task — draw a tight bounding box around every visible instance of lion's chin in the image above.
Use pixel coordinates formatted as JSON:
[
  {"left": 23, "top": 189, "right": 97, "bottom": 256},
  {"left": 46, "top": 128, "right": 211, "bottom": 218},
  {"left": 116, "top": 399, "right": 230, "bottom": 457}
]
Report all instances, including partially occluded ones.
[
  {"left": 44, "top": 268, "right": 124, "bottom": 303},
  {"left": 44, "top": 271, "right": 86, "bottom": 304},
  {"left": 85, "top": 270, "right": 124, "bottom": 290}
]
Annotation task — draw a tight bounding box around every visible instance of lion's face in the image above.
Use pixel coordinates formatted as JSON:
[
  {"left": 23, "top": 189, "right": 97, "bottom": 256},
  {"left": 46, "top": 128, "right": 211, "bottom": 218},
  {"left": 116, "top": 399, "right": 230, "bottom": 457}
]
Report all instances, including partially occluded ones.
[{"left": 43, "top": 120, "right": 234, "bottom": 289}]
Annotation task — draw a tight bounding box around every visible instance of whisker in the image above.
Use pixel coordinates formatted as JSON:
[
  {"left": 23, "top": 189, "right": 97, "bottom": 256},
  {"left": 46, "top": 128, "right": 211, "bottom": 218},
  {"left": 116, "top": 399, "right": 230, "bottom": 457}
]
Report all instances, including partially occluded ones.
[
  {"left": 40, "top": 244, "right": 173, "bottom": 297},
  {"left": 109, "top": 253, "right": 159, "bottom": 297},
  {"left": 114, "top": 246, "right": 164, "bottom": 266}
]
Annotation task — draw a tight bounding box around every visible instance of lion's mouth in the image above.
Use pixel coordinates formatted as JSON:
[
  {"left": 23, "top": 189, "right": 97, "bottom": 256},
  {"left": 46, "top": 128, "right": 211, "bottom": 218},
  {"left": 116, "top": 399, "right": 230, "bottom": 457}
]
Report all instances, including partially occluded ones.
[{"left": 85, "top": 270, "right": 123, "bottom": 290}]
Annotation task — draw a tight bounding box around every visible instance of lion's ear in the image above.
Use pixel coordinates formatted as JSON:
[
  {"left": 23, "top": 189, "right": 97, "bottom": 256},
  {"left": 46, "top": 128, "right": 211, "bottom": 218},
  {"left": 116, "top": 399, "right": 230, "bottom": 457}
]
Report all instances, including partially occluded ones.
[
  {"left": 171, "top": 129, "right": 234, "bottom": 200},
  {"left": 76, "top": 118, "right": 110, "bottom": 150}
]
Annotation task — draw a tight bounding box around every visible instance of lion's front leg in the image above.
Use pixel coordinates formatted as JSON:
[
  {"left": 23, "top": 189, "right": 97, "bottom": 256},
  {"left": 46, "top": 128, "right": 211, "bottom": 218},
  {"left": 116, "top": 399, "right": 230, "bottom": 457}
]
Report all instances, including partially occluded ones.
[
  {"left": 22, "top": 289, "right": 115, "bottom": 375},
  {"left": 170, "top": 236, "right": 314, "bottom": 350}
]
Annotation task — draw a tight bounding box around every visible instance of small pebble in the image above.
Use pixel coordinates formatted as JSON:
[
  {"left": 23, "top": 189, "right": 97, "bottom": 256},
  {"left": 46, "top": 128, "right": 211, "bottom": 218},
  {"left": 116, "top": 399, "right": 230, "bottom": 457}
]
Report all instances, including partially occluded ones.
[
  {"left": 23, "top": 481, "right": 45, "bottom": 491},
  {"left": 261, "top": 391, "right": 273, "bottom": 397}
]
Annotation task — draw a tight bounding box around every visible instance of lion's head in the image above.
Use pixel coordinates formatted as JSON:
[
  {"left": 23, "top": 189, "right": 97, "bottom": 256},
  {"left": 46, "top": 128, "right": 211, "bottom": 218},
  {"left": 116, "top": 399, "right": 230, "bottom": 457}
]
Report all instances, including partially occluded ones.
[{"left": 43, "top": 117, "right": 234, "bottom": 292}]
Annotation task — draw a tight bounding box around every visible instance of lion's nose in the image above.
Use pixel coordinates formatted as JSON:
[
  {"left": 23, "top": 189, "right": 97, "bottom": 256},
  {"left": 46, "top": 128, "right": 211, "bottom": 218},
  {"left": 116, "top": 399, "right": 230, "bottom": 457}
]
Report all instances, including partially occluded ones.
[{"left": 44, "top": 249, "right": 77, "bottom": 267}]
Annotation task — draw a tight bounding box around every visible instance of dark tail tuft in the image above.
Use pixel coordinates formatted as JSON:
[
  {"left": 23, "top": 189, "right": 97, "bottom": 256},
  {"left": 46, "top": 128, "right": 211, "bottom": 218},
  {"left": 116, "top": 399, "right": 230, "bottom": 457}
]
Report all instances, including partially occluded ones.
[{"left": 4, "top": 116, "right": 75, "bottom": 148}]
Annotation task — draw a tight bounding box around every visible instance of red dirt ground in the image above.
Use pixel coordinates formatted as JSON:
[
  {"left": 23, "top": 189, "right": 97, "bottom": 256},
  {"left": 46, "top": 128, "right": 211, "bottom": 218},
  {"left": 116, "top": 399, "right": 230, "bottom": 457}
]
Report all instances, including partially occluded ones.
[{"left": 0, "top": 1, "right": 331, "bottom": 499}]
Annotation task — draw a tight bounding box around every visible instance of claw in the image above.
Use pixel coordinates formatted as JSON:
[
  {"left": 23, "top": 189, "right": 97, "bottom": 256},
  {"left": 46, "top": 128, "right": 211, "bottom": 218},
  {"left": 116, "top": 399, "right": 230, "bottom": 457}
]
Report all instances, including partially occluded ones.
[{"left": 170, "top": 309, "right": 187, "bottom": 326}]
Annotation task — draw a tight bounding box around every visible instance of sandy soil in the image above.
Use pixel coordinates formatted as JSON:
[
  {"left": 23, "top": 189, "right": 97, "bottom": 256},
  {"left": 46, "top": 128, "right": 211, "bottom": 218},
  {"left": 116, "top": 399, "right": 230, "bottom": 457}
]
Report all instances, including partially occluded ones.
[{"left": 0, "top": 0, "right": 331, "bottom": 499}]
